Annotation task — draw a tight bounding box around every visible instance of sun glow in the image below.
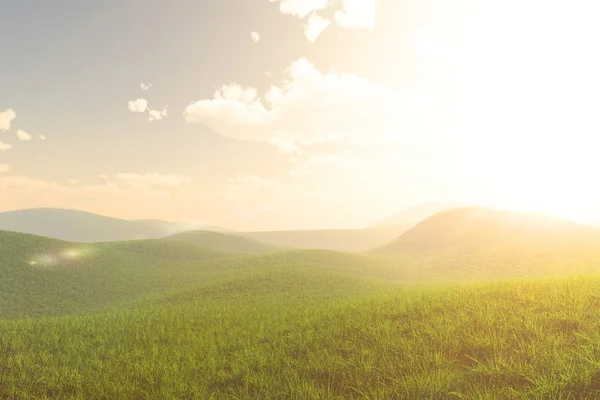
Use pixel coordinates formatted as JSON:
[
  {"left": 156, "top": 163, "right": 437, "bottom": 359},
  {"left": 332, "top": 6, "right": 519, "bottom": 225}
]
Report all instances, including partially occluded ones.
[{"left": 448, "top": 0, "right": 600, "bottom": 223}]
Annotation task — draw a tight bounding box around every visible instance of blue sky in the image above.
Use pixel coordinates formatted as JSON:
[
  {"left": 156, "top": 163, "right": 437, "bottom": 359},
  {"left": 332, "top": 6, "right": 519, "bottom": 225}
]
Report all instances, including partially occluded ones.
[{"left": 2, "top": 0, "right": 600, "bottom": 230}]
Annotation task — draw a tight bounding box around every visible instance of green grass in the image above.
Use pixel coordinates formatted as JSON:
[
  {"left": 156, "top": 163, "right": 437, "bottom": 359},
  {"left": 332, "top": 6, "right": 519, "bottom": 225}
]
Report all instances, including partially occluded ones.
[
  {"left": 5, "top": 272, "right": 600, "bottom": 398},
  {"left": 7, "top": 226, "right": 600, "bottom": 398}
]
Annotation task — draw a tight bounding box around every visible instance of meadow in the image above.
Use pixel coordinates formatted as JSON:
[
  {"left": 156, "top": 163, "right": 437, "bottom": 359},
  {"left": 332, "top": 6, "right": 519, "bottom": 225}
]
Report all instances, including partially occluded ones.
[
  {"left": 5, "top": 271, "right": 600, "bottom": 399},
  {"left": 4, "top": 208, "right": 600, "bottom": 398}
]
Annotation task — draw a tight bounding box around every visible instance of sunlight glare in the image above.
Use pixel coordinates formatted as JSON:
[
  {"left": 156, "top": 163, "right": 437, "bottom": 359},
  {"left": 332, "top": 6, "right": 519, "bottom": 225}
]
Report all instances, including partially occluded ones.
[{"left": 453, "top": 0, "right": 600, "bottom": 222}]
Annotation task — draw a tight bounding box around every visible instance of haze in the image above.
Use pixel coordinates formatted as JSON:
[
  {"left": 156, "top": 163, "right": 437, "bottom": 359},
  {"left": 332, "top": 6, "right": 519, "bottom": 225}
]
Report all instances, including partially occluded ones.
[{"left": 2, "top": 0, "right": 600, "bottom": 231}]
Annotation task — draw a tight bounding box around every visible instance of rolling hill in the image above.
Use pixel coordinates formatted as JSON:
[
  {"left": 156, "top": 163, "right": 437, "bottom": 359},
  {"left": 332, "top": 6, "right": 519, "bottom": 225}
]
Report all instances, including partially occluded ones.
[
  {"left": 0, "top": 229, "right": 399, "bottom": 319},
  {"left": 6, "top": 218, "right": 600, "bottom": 398},
  {"left": 238, "top": 225, "right": 411, "bottom": 252},
  {"left": 162, "top": 230, "right": 287, "bottom": 253},
  {"left": 371, "top": 206, "right": 600, "bottom": 280},
  {"left": 6, "top": 225, "right": 600, "bottom": 398},
  {"left": 0, "top": 229, "right": 241, "bottom": 319}
]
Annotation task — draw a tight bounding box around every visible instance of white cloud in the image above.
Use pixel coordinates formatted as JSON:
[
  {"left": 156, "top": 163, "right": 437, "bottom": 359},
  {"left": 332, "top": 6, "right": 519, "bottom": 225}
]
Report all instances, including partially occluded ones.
[
  {"left": 38, "top": 134, "right": 46, "bottom": 140},
  {"left": 0, "top": 164, "right": 9, "bottom": 173},
  {"left": 304, "top": 15, "right": 331, "bottom": 42},
  {"left": 0, "top": 141, "right": 12, "bottom": 151},
  {"left": 269, "top": 0, "right": 329, "bottom": 18},
  {"left": 269, "top": 0, "right": 377, "bottom": 42},
  {"left": 16, "top": 130, "right": 32, "bottom": 141},
  {"left": 141, "top": 83, "right": 152, "bottom": 91},
  {"left": 251, "top": 31, "right": 261, "bottom": 43},
  {"left": 184, "top": 57, "right": 408, "bottom": 151},
  {"left": 0, "top": 109, "right": 16, "bottom": 131},
  {"left": 334, "top": 0, "right": 378, "bottom": 29},
  {"left": 128, "top": 98, "right": 148, "bottom": 113},
  {"left": 148, "top": 107, "right": 168, "bottom": 122}
]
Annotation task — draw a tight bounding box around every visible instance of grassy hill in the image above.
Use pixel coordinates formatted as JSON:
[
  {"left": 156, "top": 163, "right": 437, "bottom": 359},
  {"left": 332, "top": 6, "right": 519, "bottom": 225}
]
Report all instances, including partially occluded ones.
[
  {"left": 163, "top": 230, "right": 287, "bottom": 253},
  {"left": 372, "top": 206, "right": 600, "bottom": 280},
  {"left": 4, "top": 232, "right": 600, "bottom": 397},
  {"left": 0, "top": 229, "right": 404, "bottom": 320},
  {"left": 0, "top": 207, "right": 186, "bottom": 242},
  {"left": 0, "top": 230, "right": 247, "bottom": 319},
  {"left": 7, "top": 213, "right": 600, "bottom": 398},
  {"left": 239, "top": 225, "right": 410, "bottom": 252}
]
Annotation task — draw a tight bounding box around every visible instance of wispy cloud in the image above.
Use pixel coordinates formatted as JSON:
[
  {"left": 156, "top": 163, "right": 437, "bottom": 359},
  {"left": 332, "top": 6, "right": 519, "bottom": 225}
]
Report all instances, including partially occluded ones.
[
  {"left": 128, "top": 98, "right": 148, "bottom": 113},
  {"left": 16, "top": 130, "right": 32, "bottom": 141},
  {"left": 0, "top": 109, "right": 16, "bottom": 131},
  {"left": 38, "top": 135, "right": 46, "bottom": 140},
  {"left": 251, "top": 31, "right": 261, "bottom": 43},
  {"left": 0, "top": 164, "right": 9, "bottom": 173},
  {"left": 140, "top": 83, "right": 152, "bottom": 91}
]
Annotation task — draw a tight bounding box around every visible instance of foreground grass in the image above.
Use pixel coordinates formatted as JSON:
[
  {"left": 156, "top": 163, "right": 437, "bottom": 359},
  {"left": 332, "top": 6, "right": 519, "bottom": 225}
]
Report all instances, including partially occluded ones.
[{"left": 4, "top": 272, "right": 600, "bottom": 398}]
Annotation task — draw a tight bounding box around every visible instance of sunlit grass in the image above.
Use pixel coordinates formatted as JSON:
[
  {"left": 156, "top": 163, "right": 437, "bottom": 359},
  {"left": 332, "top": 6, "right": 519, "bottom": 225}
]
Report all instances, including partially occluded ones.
[
  {"left": 4, "top": 270, "right": 600, "bottom": 398},
  {"left": 5, "top": 227, "right": 600, "bottom": 398}
]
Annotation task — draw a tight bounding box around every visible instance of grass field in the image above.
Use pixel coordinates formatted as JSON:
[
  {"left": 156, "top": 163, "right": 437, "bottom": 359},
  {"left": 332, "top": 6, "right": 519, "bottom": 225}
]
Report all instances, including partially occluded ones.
[
  {"left": 4, "top": 272, "right": 600, "bottom": 398},
  {"left": 4, "top": 209, "right": 600, "bottom": 398}
]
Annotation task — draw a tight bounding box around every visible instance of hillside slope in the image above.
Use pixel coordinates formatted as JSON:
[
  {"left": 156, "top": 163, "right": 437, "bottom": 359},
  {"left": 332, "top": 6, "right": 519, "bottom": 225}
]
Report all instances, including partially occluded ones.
[
  {"left": 162, "top": 230, "right": 287, "bottom": 253},
  {"left": 0, "top": 230, "right": 240, "bottom": 319},
  {"left": 6, "top": 252, "right": 600, "bottom": 398},
  {"left": 0, "top": 229, "right": 402, "bottom": 319},
  {"left": 372, "top": 206, "right": 600, "bottom": 279}
]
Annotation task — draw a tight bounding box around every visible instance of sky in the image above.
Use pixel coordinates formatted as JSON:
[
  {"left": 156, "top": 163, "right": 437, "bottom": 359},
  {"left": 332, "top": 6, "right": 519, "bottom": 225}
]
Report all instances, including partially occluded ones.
[{"left": 2, "top": 0, "right": 600, "bottom": 230}]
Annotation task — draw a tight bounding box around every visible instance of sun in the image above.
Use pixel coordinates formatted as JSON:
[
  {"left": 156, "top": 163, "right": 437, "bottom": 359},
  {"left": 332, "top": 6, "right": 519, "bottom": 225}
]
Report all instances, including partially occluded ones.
[{"left": 446, "top": 0, "right": 600, "bottom": 224}]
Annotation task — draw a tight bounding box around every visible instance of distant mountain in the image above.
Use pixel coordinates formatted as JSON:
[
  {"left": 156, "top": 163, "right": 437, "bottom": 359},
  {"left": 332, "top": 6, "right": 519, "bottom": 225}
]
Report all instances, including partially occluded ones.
[
  {"left": 371, "top": 206, "right": 600, "bottom": 279},
  {"left": 163, "top": 230, "right": 287, "bottom": 253},
  {"left": 0, "top": 208, "right": 188, "bottom": 242},
  {"left": 374, "top": 202, "right": 468, "bottom": 227},
  {"left": 238, "top": 225, "right": 411, "bottom": 253}
]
